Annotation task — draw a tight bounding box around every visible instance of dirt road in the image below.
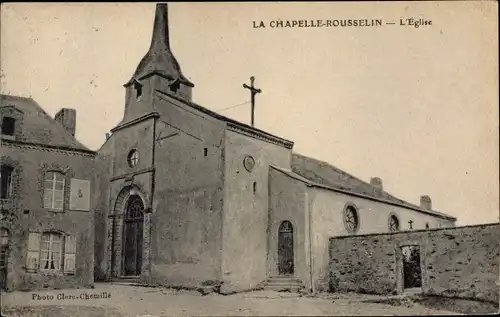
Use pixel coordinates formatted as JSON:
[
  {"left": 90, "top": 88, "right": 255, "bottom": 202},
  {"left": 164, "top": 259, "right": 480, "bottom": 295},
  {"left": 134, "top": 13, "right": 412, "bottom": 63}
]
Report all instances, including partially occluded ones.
[{"left": 1, "top": 283, "right": 462, "bottom": 316}]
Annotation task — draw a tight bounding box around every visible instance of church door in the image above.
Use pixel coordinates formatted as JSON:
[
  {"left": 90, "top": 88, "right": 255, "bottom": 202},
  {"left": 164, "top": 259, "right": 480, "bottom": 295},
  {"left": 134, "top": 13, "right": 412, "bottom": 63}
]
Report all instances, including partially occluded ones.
[
  {"left": 122, "top": 195, "right": 144, "bottom": 276},
  {"left": 278, "top": 221, "right": 294, "bottom": 275}
]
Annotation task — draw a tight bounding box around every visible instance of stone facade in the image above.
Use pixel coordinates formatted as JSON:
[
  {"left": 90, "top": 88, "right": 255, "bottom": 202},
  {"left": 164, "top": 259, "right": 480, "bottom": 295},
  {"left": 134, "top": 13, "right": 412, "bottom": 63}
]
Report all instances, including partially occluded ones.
[
  {"left": 328, "top": 223, "right": 499, "bottom": 303},
  {"left": 1, "top": 95, "right": 96, "bottom": 291}
]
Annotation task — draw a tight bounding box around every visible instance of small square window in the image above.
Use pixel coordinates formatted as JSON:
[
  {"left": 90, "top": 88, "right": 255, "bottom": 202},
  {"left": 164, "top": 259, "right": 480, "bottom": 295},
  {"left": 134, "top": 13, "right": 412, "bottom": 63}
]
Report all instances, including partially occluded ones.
[{"left": 1, "top": 117, "right": 16, "bottom": 136}]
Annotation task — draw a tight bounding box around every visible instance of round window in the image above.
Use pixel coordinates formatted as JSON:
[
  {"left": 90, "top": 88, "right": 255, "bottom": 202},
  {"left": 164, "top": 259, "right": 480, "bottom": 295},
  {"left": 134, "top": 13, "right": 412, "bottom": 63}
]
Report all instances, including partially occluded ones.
[
  {"left": 243, "top": 155, "right": 255, "bottom": 172},
  {"left": 343, "top": 204, "right": 360, "bottom": 233},
  {"left": 127, "top": 149, "right": 139, "bottom": 168},
  {"left": 388, "top": 214, "right": 400, "bottom": 232}
]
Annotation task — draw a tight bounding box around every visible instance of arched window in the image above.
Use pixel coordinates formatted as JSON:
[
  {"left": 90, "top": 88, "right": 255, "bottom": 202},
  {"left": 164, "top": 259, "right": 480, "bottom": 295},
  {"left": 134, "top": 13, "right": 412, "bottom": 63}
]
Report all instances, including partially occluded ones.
[
  {"left": 388, "top": 214, "right": 400, "bottom": 232},
  {"left": 343, "top": 204, "right": 360, "bottom": 233},
  {"left": 43, "top": 171, "right": 65, "bottom": 210},
  {"left": 126, "top": 195, "right": 144, "bottom": 221},
  {"left": 279, "top": 220, "right": 293, "bottom": 233},
  {"left": 0, "top": 165, "right": 14, "bottom": 200}
]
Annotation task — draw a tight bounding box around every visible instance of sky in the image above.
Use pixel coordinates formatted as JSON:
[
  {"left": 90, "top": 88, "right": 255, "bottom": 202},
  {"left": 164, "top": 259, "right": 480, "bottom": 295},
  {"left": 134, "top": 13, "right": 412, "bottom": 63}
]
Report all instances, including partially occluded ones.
[{"left": 1, "top": 2, "right": 498, "bottom": 226}]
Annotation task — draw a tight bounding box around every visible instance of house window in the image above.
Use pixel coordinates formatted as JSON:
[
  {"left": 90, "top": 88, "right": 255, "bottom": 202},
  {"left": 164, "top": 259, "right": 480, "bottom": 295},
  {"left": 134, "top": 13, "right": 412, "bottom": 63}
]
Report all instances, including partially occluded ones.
[
  {"left": 1, "top": 117, "right": 16, "bottom": 136},
  {"left": 253, "top": 181, "right": 257, "bottom": 194},
  {"left": 425, "top": 223, "right": 430, "bottom": 229},
  {"left": 343, "top": 204, "right": 360, "bottom": 233},
  {"left": 43, "top": 171, "right": 65, "bottom": 210},
  {"left": 388, "top": 214, "right": 400, "bottom": 232},
  {"left": 0, "top": 228, "right": 9, "bottom": 269},
  {"left": 26, "top": 231, "right": 76, "bottom": 274},
  {"left": 0, "top": 166, "right": 13, "bottom": 200},
  {"left": 127, "top": 150, "right": 139, "bottom": 168},
  {"left": 40, "top": 232, "right": 62, "bottom": 272}
]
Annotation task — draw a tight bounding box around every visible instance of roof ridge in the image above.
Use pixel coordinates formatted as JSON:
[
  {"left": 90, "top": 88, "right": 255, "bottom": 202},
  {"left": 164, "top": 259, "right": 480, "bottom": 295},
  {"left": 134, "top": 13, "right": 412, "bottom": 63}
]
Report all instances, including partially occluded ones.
[
  {"left": 276, "top": 160, "right": 456, "bottom": 220},
  {"left": 1, "top": 93, "right": 35, "bottom": 102},
  {"left": 292, "top": 152, "right": 374, "bottom": 188},
  {"left": 155, "top": 89, "right": 294, "bottom": 148},
  {"left": 290, "top": 152, "right": 453, "bottom": 218}
]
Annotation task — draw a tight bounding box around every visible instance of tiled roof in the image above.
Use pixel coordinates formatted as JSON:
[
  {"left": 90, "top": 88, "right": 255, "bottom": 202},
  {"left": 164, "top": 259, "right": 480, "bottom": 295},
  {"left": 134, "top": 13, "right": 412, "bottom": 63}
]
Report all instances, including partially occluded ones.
[
  {"left": 289, "top": 153, "right": 456, "bottom": 220},
  {"left": 1, "top": 94, "right": 91, "bottom": 152},
  {"left": 154, "top": 90, "right": 294, "bottom": 149}
]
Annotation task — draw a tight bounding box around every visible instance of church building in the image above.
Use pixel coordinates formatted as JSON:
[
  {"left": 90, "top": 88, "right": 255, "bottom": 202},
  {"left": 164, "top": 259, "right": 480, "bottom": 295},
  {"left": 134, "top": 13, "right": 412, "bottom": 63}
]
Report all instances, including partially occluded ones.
[
  {"left": 92, "top": 4, "right": 456, "bottom": 294},
  {"left": 1, "top": 3, "right": 458, "bottom": 294}
]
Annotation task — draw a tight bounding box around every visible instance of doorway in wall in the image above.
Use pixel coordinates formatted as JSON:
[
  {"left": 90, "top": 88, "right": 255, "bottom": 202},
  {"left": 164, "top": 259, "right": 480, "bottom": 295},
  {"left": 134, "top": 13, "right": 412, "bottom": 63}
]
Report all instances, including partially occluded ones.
[
  {"left": 278, "top": 220, "right": 294, "bottom": 275},
  {"left": 122, "top": 195, "right": 144, "bottom": 276},
  {"left": 401, "top": 245, "right": 422, "bottom": 291}
]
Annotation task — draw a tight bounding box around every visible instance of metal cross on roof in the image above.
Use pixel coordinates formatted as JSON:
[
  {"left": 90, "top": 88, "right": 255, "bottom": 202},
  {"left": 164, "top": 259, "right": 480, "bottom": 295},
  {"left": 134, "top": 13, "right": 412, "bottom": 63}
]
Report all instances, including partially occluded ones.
[{"left": 243, "top": 76, "right": 262, "bottom": 127}]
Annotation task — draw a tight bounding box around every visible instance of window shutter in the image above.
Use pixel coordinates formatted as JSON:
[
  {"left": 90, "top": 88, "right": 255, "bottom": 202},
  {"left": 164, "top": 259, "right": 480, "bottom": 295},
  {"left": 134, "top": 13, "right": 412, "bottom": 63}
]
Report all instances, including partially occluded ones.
[
  {"left": 64, "top": 235, "right": 76, "bottom": 274},
  {"left": 26, "top": 232, "right": 40, "bottom": 272}
]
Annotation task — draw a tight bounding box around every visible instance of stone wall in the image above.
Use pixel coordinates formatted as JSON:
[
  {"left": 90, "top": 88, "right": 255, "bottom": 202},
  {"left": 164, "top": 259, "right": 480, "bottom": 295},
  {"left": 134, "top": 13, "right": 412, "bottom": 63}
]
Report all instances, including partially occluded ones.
[
  {"left": 329, "top": 223, "right": 499, "bottom": 303},
  {"left": 92, "top": 139, "right": 113, "bottom": 281},
  {"left": 1, "top": 143, "right": 95, "bottom": 291},
  {"left": 311, "top": 187, "right": 455, "bottom": 292}
]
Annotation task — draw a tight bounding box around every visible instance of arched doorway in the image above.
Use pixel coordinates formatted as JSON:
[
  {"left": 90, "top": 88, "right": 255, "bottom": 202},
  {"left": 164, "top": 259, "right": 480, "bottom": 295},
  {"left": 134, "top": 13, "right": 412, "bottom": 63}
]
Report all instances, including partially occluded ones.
[
  {"left": 278, "top": 220, "right": 294, "bottom": 275},
  {"left": 122, "top": 195, "right": 144, "bottom": 276},
  {"left": 0, "top": 228, "right": 9, "bottom": 290}
]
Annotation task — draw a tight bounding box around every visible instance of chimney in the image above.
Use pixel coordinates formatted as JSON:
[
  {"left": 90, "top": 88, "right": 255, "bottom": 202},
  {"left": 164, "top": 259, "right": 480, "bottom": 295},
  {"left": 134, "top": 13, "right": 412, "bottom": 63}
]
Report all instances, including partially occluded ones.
[
  {"left": 55, "top": 108, "right": 76, "bottom": 136},
  {"left": 105, "top": 133, "right": 111, "bottom": 140},
  {"left": 420, "top": 195, "right": 432, "bottom": 210},
  {"left": 370, "top": 177, "right": 383, "bottom": 191}
]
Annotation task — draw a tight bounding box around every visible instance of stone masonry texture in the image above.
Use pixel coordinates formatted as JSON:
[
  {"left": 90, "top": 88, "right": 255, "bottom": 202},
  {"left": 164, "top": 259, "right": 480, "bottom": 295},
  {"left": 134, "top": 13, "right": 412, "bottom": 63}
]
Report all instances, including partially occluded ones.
[{"left": 329, "top": 223, "right": 499, "bottom": 303}]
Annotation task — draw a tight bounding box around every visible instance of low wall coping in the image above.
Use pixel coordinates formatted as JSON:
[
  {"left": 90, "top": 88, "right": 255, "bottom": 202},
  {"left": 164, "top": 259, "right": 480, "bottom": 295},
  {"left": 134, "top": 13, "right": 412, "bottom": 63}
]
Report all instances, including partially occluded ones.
[{"left": 329, "top": 222, "right": 499, "bottom": 241}]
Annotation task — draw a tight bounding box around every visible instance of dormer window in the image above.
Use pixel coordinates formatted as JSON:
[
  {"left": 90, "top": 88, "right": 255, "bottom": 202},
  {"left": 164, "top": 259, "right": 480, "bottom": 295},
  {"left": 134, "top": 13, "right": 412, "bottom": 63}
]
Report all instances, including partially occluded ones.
[
  {"left": 169, "top": 78, "right": 180, "bottom": 93},
  {"left": 1, "top": 117, "right": 15, "bottom": 136},
  {"left": 134, "top": 81, "right": 143, "bottom": 101}
]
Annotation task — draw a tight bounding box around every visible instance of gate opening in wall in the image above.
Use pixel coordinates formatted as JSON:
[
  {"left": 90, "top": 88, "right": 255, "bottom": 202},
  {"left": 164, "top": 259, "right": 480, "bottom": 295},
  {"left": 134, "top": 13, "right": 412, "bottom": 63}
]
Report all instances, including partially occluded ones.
[{"left": 401, "top": 245, "right": 422, "bottom": 290}]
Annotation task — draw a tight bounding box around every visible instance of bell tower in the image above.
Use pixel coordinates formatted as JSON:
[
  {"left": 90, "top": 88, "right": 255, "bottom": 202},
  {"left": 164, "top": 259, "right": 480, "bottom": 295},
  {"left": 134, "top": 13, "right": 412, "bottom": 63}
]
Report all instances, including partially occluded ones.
[{"left": 121, "top": 3, "right": 194, "bottom": 124}]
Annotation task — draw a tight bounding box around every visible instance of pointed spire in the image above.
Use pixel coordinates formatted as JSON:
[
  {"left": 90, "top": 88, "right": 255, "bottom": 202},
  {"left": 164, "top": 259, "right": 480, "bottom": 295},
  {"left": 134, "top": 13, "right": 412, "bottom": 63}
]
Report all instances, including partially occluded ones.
[
  {"left": 125, "top": 3, "right": 194, "bottom": 87},
  {"left": 150, "top": 3, "right": 170, "bottom": 51}
]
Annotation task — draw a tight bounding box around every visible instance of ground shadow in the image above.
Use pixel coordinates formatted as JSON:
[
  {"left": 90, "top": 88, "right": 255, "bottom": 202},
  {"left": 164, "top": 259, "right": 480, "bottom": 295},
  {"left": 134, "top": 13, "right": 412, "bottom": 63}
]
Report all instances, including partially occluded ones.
[
  {"left": 1, "top": 305, "right": 124, "bottom": 317},
  {"left": 364, "top": 295, "right": 499, "bottom": 315}
]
